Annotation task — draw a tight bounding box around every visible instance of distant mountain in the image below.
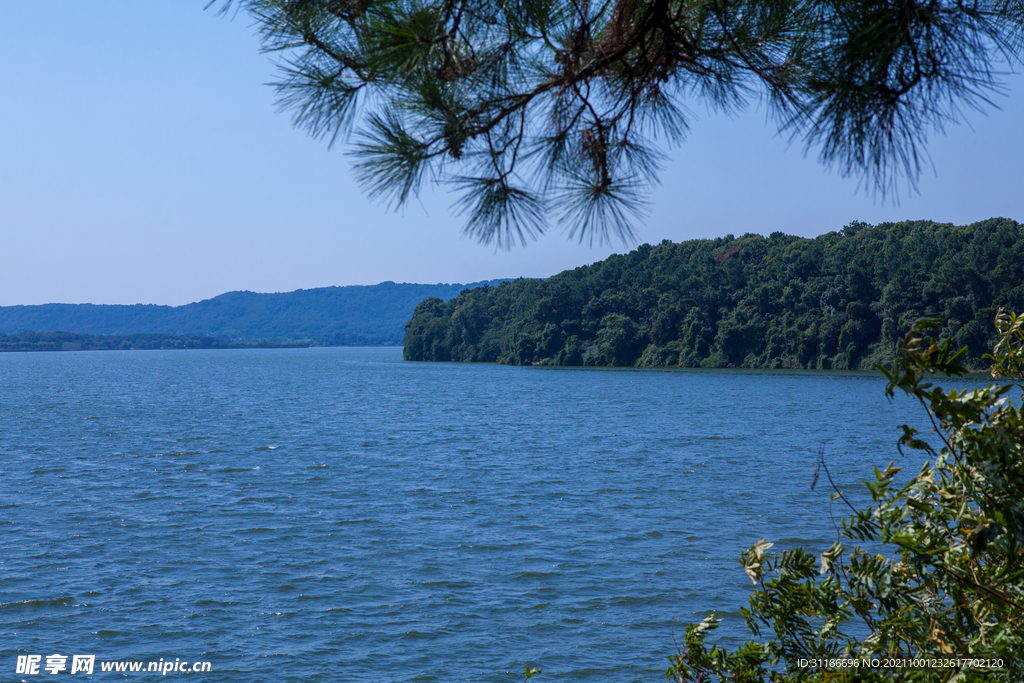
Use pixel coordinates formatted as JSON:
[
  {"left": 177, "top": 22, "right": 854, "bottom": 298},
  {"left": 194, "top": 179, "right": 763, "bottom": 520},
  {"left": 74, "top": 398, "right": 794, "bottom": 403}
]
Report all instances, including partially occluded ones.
[{"left": 0, "top": 281, "right": 510, "bottom": 346}]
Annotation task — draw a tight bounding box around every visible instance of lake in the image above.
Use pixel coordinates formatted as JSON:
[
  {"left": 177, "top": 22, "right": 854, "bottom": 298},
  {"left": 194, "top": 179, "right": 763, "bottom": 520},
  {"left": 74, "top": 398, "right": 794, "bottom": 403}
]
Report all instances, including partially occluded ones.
[{"left": 1, "top": 347, "right": 938, "bottom": 681}]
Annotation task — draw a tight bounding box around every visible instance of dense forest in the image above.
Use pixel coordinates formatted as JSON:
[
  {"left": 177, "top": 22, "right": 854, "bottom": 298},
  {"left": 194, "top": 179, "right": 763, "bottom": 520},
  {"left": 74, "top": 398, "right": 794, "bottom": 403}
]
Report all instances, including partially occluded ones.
[
  {"left": 404, "top": 218, "right": 1024, "bottom": 370},
  {"left": 0, "top": 331, "right": 309, "bottom": 353},
  {"left": 0, "top": 281, "right": 507, "bottom": 345}
]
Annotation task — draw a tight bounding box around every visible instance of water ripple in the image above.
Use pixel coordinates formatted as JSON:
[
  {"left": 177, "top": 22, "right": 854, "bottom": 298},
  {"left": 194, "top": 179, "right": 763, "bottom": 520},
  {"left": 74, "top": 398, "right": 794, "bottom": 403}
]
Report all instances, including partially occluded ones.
[{"left": 0, "top": 347, "right": 941, "bottom": 682}]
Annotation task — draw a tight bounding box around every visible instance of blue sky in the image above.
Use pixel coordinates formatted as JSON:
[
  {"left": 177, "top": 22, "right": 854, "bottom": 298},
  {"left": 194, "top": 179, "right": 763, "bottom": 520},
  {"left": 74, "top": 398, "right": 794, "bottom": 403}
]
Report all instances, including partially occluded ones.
[{"left": 2, "top": 2, "right": 1021, "bottom": 306}]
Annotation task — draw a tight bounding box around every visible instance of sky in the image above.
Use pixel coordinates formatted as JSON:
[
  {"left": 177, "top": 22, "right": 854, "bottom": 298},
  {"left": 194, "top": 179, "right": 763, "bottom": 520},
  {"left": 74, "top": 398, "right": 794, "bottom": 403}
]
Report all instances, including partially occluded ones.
[{"left": 1, "top": 3, "right": 1022, "bottom": 307}]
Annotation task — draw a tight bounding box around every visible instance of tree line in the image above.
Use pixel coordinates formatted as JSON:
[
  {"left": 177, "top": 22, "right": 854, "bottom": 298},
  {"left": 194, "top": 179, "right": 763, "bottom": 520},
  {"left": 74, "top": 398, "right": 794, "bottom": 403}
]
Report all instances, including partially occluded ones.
[
  {"left": 0, "top": 331, "right": 309, "bottom": 353},
  {"left": 404, "top": 218, "right": 1024, "bottom": 370}
]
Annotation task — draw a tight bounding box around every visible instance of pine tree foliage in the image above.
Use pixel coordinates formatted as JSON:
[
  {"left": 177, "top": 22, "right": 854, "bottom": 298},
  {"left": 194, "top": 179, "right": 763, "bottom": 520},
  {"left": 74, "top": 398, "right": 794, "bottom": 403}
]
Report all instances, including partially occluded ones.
[{"left": 220, "top": 0, "right": 1023, "bottom": 247}]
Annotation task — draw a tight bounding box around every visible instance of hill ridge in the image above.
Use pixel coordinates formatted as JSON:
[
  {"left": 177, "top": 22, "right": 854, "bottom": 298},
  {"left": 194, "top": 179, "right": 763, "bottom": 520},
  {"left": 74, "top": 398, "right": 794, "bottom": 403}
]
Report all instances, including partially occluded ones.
[
  {"left": 0, "top": 280, "right": 510, "bottom": 346},
  {"left": 403, "top": 218, "right": 1024, "bottom": 369}
]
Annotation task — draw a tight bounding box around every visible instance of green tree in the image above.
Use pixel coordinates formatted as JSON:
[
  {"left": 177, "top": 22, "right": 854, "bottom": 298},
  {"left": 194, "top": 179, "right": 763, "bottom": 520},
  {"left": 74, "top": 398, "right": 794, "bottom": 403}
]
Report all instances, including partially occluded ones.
[
  {"left": 667, "top": 312, "right": 1024, "bottom": 682},
  {"left": 401, "top": 219, "right": 1024, "bottom": 371},
  {"left": 221, "top": 0, "right": 1022, "bottom": 246}
]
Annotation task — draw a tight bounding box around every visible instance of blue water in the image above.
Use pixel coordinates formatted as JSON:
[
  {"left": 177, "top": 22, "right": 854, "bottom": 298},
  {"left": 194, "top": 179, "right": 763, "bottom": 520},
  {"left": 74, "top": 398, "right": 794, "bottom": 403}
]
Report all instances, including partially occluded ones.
[{"left": 1, "top": 348, "right": 934, "bottom": 681}]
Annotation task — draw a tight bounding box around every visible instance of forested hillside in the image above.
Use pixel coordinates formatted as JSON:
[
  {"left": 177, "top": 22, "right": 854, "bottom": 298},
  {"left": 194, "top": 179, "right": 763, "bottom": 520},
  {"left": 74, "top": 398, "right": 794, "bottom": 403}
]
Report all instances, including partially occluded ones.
[
  {"left": 403, "top": 219, "right": 1024, "bottom": 370},
  {"left": 0, "top": 281, "right": 506, "bottom": 345}
]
